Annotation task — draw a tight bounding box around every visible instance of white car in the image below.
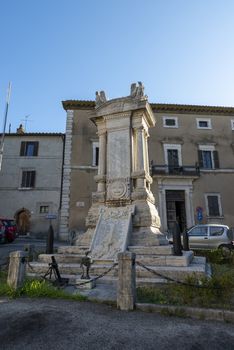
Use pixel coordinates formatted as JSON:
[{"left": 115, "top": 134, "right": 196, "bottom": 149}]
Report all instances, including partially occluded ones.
[
  {"left": 186, "top": 224, "right": 234, "bottom": 257},
  {"left": 168, "top": 224, "right": 234, "bottom": 255}
]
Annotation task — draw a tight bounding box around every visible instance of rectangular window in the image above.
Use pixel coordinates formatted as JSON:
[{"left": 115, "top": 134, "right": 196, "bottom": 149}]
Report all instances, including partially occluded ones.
[
  {"left": 21, "top": 170, "right": 36, "bottom": 188},
  {"left": 163, "top": 117, "right": 178, "bottom": 128},
  {"left": 205, "top": 194, "right": 222, "bottom": 217},
  {"left": 196, "top": 118, "right": 212, "bottom": 129},
  {"left": 95, "top": 147, "right": 99, "bottom": 166},
  {"left": 20, "top": 141, "right": 39, "bottom": 156},
  {"left": 198, "top": 146, "right": 219, "bottom": 169},
  {"left": 167, "top": 149, "right": 179, "bottom": 172},
  {"left": 92, "top": 142, "right": 99, "bottom": 166},
  {"left": 210, "top": 226, "right": 224, "bottom": 236},
  {"left": 202, "top": 150, "right": 213, "bottom": 168},
  {"left": 164, "top": 144, "right": 182, "bottom": 173},
  {"left": 189, "top": 226, "right": 208, "bottom": 236},
  {"left": 39, "top": 205, "right": 49, "bottom": 214}
]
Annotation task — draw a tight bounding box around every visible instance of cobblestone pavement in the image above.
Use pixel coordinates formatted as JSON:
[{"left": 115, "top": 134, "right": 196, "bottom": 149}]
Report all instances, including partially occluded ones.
[{"left": 0, "top": 297, "right": 234, "bottom": 350}]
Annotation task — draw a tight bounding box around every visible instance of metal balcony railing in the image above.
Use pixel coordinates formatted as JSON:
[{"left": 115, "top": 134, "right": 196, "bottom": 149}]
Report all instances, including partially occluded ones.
[{"left": 151, "top": 164, "right": 200, "bottom": 176}]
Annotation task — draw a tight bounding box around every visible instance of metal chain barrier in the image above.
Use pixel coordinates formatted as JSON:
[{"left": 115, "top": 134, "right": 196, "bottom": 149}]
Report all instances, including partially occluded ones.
[
  {"left": 136, "top": 260, "right": 223, "bottom": 290},
  {"left": 26, "top": 259, "right": 45, "bottom": 280},
  {"left": 75, "top": 262, "right": 118, "bottom": 288},
  {"left": 25, "top": 255, "right": 118, "bottom": 288}
]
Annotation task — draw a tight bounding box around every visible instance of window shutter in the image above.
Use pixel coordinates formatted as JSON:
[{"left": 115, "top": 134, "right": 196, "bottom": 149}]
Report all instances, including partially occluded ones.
[
  {"left": 33, "top": 142, "right": 39, "bottom": 156},
  {"left": 20, "top": 142, "right": 26, "bottom": 156},
  {"left": 197, "top": 150, "right": 203, "bottom": 167},
  {"left": 31, "top": 171, "right": 36, "bottom": 187},
  {"left": 21, "top": 171, "right": 26, "bottom": 187},
  {"left": 213, "top": 150, "right": 219, "bottom": 169}
]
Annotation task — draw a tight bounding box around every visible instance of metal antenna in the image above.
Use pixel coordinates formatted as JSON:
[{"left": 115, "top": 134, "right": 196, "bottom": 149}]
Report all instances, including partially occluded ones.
[{"left": 21, "top": 114, "right": 33, "bottom": 131}]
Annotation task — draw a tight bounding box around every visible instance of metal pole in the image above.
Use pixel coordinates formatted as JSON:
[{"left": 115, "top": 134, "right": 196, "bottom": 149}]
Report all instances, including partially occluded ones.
[{"left": 0, "top": 82, "right": 12, "bottom": 171}]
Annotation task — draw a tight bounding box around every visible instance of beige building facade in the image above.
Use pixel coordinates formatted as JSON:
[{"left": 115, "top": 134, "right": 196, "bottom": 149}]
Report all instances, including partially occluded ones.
[
  {"left": 0, "top": 131, "right": 64, "bottom": 237},
  {"left": 59, "top": 100, "right": 234, "bottom": 240}
]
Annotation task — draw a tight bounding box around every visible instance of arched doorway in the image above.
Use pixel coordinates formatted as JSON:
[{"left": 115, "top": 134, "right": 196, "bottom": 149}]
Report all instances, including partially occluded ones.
[{"left": 15, "top": 208, "right": 31, "bottom": 235}]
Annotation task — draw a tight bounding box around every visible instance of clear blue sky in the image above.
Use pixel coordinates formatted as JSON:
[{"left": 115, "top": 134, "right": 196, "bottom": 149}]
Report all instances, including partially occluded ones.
[{"left": 1, "top": 0, "right": 234, "bottom": 133}]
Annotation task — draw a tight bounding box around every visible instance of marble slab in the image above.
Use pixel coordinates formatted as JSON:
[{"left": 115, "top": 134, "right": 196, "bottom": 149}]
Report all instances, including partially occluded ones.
[{"left": 90, "top": 205, "right": 135, "bottom": 260}]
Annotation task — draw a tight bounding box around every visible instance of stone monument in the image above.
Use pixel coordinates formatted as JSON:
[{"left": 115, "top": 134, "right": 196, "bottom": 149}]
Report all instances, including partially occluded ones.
[
  {"left": 76, "top": 82, "right": 168, "bottom": 259},
  {"left": 29, "top": 84, "right": 208, "bottom": 285}
]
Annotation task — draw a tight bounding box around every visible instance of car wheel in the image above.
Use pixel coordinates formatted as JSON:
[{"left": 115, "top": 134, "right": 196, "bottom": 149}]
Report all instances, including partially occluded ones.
[{"left": 219, "top": 244, "right": 232, "bottom": 258}]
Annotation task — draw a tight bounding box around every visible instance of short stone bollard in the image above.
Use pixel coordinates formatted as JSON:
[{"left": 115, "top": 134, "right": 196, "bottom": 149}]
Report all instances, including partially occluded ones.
[
  {"left": 117, "top": 251, "right": 136, "bottom": 311},
  {"left": 7, "top": 251, "right": 27, "bottom": 290}
]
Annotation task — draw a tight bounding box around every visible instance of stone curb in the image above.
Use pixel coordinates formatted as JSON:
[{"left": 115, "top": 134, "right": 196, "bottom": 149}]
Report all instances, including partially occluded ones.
[{"left": 135, "top": 303, "right": 234, "bottom": 323}]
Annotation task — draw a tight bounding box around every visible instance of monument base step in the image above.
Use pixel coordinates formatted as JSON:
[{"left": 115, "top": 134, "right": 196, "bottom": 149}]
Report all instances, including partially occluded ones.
[
  {"left": 38, "top": 250, "right": 192, "bottom": 267},
  {"left": 58, "top": 244, "right": 175, "bottom": 256},
  {"left": 136, "top": 251, "right": 193, "bottom": 267},
  {"left": 27, "top": 255, "right": 208, "bottom": 283},
  {"left": 38, "top": 253, "right": 114, "bottom": 266},
  {"left": 128, "top": 245, "right": 174, "bottom": 255},
  {"left": 27, "top": 262, "right": 118, "bottom": 277},
  {"left": 57, "top": 246, "right": 89, "bottom": 255}
]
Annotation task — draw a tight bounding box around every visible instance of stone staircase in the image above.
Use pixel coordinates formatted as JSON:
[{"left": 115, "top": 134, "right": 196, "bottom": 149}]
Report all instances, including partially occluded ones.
[{"left": 27, "top": 244, "right": 209, "bottom": 287}]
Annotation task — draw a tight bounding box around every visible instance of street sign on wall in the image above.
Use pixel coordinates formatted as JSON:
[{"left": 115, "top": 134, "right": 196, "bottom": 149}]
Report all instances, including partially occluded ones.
[
  {"left": 45, "top": 214, "right": 57, "bottom": 220},
  {"left": 196, "top": 206, "right": 203, "bottom": 222}
]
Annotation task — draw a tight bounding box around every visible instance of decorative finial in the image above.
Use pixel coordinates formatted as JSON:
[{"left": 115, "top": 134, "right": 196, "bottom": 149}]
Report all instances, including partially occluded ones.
[
  {"left": 130, "top": 81, "right": 147, "bottom": 99},
  {"left": 95, "top": 90, "right": 107, "bottom": 107}
]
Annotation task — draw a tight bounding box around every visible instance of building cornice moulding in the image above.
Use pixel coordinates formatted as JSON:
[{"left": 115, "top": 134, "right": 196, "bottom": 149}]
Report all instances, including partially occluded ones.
[{"left": 62, "top": 100, "right": 234, "bottom": 116}]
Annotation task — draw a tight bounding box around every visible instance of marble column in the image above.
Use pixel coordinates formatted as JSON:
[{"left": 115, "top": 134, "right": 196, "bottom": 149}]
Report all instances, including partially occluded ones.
[
  {"left": 144, "top": 130, "right": 150, "bottom": 175},
  {"left": 97, "top": 130, "right": 106, "bottom": 193}
]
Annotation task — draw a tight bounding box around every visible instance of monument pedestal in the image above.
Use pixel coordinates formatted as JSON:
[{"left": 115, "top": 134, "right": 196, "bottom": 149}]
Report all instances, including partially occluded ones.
[
  {"left": 76, "top": 83, "right": 167, "bottom": 256},
  {"left": 75, "top": 279, "right": 96, "bottom": 289}
]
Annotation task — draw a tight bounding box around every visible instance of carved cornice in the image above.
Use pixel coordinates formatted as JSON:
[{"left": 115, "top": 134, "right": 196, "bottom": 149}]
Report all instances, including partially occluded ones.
[
  {"left": 104, "top": 112, "right": 132, "bottom": 120},
  {"left": 151, "top": 103, "right": 234, "bottom": 115},
  {"left": 62, "top": 100, "right": 234, "bottom": 116},
  {"left": 62, "top": 100, "right": 95, "bottom": 110}
]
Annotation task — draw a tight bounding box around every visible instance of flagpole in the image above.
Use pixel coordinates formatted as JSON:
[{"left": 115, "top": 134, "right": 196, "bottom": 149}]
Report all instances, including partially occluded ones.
[{"left": 0, "top": 82, "right": 12, "bottom": 171}]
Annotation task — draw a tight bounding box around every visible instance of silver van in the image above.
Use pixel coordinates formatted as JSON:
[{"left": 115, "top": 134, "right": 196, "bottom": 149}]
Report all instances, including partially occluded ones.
[{"left": 187, "top": 224, "right": 234, "bottom": 251}]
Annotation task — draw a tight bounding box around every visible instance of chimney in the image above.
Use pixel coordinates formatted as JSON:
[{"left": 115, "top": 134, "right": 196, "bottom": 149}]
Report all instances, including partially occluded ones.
[{"left": 16, "top": 124, "right": 25, "bottom": 134}]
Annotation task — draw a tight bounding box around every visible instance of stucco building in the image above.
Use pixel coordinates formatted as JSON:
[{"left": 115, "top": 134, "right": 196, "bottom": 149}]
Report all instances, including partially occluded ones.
[
  {"left": 0, "top": 129, "right": 64, "bottom": 237},
  {"left": 59, "top": 99, "right": 234, "bottom": 240}
]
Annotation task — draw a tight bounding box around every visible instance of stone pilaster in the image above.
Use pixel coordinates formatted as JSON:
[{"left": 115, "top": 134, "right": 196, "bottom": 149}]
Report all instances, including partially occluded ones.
[
  {"left": 59, "top": 110, "right": 73, "bottom": 241},
  {"left": 135, "top": 126, "right": 145, "bottom": 174},
  {"left": 95, "top": 128, "right": 106, "bottom": 200},
  {"left": 132, "top": 125, "right": 153, "bottom": 202}
]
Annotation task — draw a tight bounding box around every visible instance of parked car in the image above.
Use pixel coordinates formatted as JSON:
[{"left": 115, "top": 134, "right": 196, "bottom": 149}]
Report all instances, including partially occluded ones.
[
  {"left": 0, "top": 218, "right": 17, "bottom": 243},
  {"left": 168, "top": 224, "right": 234, "bottom": 255}
]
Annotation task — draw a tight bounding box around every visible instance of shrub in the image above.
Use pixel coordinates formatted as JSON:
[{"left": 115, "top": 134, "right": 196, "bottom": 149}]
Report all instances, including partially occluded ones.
[{"left": 194, "top": 249, "right": 234, "bottom": 264}]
